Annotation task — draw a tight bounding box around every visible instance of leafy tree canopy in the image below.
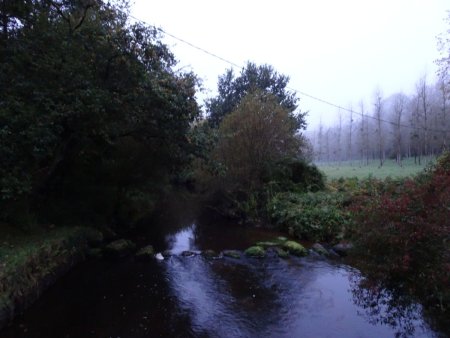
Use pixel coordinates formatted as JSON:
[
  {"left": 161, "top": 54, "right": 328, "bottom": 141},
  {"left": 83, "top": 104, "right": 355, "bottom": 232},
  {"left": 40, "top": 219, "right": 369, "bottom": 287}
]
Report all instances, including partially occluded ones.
[
  {"left": 215, "top": 90, "right": 305, "bottom": 188},
  {"left": 0, "top": 0, "right": 200, "bottom": 227},
  {"left": 206, "top": 62, "right": 306, "bottom": 129}
]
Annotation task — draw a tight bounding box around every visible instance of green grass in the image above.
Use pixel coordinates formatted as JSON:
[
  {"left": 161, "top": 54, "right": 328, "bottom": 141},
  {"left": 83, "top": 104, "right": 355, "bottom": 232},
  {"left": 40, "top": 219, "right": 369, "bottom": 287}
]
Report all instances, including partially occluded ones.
[{"left": 317, "top": 157, "right": 435, "bottom": 180}]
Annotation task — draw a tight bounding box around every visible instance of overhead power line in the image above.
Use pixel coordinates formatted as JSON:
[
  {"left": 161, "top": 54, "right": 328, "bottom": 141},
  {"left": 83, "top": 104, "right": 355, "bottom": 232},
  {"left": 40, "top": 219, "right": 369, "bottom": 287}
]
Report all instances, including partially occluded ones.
[{"left": 128, "top": 13, "right": 448, "bottom": 134}]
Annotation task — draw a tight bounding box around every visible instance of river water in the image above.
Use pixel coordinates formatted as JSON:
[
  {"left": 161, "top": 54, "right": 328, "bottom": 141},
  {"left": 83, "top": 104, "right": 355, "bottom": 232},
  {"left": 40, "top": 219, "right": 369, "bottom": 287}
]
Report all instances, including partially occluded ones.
[{"left": 1, "top": 196, "right": 444, "bottom": 338}]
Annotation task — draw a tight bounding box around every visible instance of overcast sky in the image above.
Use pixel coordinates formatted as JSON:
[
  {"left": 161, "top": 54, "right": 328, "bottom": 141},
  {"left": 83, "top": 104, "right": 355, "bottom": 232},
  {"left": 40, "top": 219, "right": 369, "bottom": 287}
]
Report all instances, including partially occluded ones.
[{"left": 131, "top": 0, "right": 449, "bottom": 130}]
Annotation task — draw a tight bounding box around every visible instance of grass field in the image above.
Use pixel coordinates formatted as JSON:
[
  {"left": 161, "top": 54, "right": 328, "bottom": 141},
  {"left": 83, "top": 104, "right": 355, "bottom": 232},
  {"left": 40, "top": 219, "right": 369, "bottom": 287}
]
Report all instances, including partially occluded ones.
[{"left": 317, "top": 157, "right": 436, "bottom": 180}]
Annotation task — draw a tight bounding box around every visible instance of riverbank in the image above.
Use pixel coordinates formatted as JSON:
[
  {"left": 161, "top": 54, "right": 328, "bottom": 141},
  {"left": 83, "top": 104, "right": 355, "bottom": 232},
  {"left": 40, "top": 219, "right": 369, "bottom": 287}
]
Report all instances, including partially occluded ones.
[{"left": 0, "top": 226, "right": 103, "bottom": 331}]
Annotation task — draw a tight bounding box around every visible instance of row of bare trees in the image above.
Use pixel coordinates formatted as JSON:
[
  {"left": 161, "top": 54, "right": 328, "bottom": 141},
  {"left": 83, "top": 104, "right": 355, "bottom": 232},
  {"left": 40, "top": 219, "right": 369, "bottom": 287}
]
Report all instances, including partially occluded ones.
[{"left": 309, "top": 75, "right": 449, "bottom": 166}]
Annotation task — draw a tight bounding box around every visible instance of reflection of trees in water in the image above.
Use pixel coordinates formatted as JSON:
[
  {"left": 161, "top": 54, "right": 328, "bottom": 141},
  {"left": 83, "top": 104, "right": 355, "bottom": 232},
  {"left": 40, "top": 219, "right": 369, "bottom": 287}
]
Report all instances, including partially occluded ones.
[{"left": 349, "top": 272, "right": 429, "bottom": 338}]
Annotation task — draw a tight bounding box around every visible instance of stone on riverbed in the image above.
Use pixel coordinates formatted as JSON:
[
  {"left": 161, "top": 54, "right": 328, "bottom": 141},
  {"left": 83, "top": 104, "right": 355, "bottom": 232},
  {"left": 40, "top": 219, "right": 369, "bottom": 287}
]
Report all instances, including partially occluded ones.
[
  {"left": 202, "top": 250, "right": 220, "bottom": 259},
  {"left": 135, "top": 245, "right": 155, "bottom": 260},
  {"left": 87, "top": 248, "right": 103, "bottom": 258},
  {"left": 104, "top": 239, "right": 136, "bottom": 258},
  {"left": 181, "top": 250, "right": 196, "bottom": 257},
  {"left": 332, "top": 242, "right": 353, "bottom": 256},
  {"left": 244, "top": 246, "right": 265, "bottom": 258},
  {"left": 282, "top": 240, "right": 307, "bottom": 256},
  {"left": 155, "top": 252, "right": 164, "bottom": 260},
  {"left": 311, "top": 243, "right": 329, "bottom": 256},
  {"left": 255, "top": 241, "right": 279, "bottom": 248},
  {"left": 222, "top": 250, "right": 241, "bottom": 259},
  {"left": 274, "top": 247, "right": 289, "bottom": 258}
]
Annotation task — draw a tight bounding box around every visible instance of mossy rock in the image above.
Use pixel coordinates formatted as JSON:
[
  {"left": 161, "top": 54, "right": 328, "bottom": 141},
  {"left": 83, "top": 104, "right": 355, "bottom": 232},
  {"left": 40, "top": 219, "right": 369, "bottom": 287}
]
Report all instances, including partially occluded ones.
[
  {"left": 222, "top": 250, "right": 241, "bottom": 259},
  {"left": 104, "top": 239, "right": 136, "bottom": 258},
  {"left": 244, "top": 246, "right": 265, "bottom": 258},
  {"left": 255, "top": 241, "right": 279, "bottom": 248},
  {"left": 276, "top": 236, "right": 288, "bottom": 243},
  {"left": 135, "top": 245, "right": 154, "bottom": 260},
  {"left": 282, "top": 240, "right": 307, "bottom": 256},
  {"left": 274, "top": 247, "right": 289, "bottom": 258},
  {"left": 87, "top": 248, "right": 103, "bottom": 258},
  {"left": 83, "top": 229, "right": 104, "bottom": 247},
  {"left": 312, "top": 243, "right": 329, "bottom": 256},
  {"left": 202, "top": 250, "right": 219, "bottom": 259}
]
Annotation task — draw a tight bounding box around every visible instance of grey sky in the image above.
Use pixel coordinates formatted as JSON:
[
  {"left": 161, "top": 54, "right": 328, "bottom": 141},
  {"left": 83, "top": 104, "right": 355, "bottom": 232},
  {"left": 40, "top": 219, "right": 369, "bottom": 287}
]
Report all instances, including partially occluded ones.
[{"left": 131, "top": 0, "right": 449, "bottom": 130}]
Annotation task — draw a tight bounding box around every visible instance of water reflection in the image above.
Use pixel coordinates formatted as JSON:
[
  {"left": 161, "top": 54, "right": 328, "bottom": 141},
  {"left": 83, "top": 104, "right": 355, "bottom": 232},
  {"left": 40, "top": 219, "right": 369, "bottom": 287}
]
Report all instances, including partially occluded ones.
[
  {"left": 166, "top": 223, "right": 198, "bottom": 254},
  {"left": 161, "top": 225, "right": 438, "bottom": 338},
  {"left": 349, "top": 274, "right": 436, "bottom": 338}
]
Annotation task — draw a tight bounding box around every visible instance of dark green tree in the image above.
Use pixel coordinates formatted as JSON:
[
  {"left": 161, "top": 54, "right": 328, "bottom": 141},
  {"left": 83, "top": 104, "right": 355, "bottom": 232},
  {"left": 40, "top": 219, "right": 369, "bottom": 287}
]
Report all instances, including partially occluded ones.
[
  {"left": 206, "top": 62, "right": 305, "bottom": 129},
  {"left": 0, "top": 0, "right": 200, "bottom": 227}
]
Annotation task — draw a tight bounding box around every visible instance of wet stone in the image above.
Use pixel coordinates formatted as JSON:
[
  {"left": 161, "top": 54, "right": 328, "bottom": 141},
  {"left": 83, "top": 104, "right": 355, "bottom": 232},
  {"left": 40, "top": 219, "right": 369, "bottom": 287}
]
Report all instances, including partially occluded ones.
[
  {"left": 222, "top": 250, "right": 241, "bottom": 259},
  {"left": 181, "top": 250, "right": 196, "bottom": 257}
]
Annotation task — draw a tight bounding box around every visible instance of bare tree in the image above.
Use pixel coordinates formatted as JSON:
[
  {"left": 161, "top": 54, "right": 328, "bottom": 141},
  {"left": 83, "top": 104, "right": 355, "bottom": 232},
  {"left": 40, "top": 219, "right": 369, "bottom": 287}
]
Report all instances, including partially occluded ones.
[
  {"left": 347, "top": 104, "right": 354, "bottom": 164},
  {"left": 358, "top": 100, "right": 370, "bottom": 165},
  {"left": 416, "top": 76, "right": 431, "bottom": 157},
  {"left": 373, "top": 89, "right": 385, "bottom": 167},
  {"left": 337, "top": 109, "right": 343, "bottom": 165},
  {"left": 437, "top": 74, "right": 449, "bottom": 151},
  {"left": 392, "top": 93, "right": 407, "bottom": 166}
]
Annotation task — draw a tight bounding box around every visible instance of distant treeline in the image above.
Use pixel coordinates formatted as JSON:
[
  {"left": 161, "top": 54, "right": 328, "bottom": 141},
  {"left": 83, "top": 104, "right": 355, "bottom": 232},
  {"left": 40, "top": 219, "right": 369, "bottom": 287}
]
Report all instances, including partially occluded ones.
[{"left": 308, "top": 75, "right": 449, "bottom": 166}]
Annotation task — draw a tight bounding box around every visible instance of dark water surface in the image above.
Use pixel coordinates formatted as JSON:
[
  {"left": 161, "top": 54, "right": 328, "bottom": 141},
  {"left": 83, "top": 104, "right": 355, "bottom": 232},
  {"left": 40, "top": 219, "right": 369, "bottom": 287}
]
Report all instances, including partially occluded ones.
[{"left": 1, "top": 196, "right": 443, "bottom": 338}]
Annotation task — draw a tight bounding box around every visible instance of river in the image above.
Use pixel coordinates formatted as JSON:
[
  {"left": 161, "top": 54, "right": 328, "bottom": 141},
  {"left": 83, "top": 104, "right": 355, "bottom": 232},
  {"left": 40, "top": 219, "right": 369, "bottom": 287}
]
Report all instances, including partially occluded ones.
[{"left": 0, "top": 195, "right": 443, "bottom": 338}]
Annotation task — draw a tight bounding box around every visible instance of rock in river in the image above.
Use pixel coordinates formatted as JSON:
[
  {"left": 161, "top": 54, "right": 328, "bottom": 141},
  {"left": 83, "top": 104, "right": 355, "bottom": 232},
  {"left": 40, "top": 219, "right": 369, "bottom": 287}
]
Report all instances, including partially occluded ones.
[
  {"left": 244, "top": 246, "right": 266, "bottom": 258},
  {"left": 104, "top": 239, "right": 136, "bottom": 258},
  {"left": 135, "top": 245, "right": 155, "bottom": 260},
  {"left": 282, "top": 240, "right": 307, "bottom": 257}
]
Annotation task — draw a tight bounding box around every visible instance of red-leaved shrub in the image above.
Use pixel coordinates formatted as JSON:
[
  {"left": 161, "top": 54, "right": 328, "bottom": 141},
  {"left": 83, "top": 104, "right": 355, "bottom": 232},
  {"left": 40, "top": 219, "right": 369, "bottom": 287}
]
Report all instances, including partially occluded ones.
[{"left": 351, "top": 152, "right": 450, "bottom": 313}]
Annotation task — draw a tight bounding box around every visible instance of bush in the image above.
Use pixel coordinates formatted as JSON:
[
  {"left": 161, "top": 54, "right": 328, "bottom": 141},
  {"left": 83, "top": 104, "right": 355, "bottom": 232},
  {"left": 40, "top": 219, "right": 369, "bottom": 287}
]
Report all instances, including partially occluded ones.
[
  {"left": 350, "top": 152, "right": 450, "bottom": 316},
  {"left": 269, "top": 191, "right": 350, "bottom": 241}
]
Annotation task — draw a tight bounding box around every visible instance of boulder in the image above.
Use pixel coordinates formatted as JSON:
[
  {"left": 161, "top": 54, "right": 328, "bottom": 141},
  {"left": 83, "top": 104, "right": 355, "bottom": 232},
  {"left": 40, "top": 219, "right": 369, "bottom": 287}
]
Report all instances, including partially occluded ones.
[
  {"left": 104, "top": 239, "right": 136, "bottom": 258},
  {"left": 311, "top": 243, "right": 329, "bottom": 256},
  {"left": 181, "top": 250, "right": 196, "bottom": 257},
  {"left": 244, "top": 246, "right": 265, "bottom": 258},
  {"left": 274, "top": 247, "right": 289, "bottom": 258},
  {"left": 255, "top": 241, "right": 279, "bottom": 248},
  {"left": 135, "top": 245, "right": 155, "bottom": 260},
  {"left": 202, "top": 250, "right": 220, "bottom": 259},
  {"left": 83, "top": 228, "right": 104, "bottom": 247},
  {"left": 87, "top": 248, "right": 103, "bottom": 258},
  {"left": 282, "top": 240, "right": 307, "bottom": 256},
  {"left": 332, "top": 242, "right": 353, "bottom": 256},
  {"left": 222, "top": 250, "right": 241, "bottom": 259}
]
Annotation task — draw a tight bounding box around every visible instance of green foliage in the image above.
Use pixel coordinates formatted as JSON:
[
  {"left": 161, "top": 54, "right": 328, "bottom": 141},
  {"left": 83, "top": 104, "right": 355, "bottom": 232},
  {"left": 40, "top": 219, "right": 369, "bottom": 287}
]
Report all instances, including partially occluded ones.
[
  {"left": 265, "top": 158, "right": 325, "bottom": 192},
  {"left": 206, "top": 62, "right": 304, "bottom": 128},
  {"left": 0, "top": 0, "right": 200, "bottom": 227},
  {"left": 269, "top": 191, "right": 350, "bottom": 241},
  {"left": 215, "top": 90, "right": 304, "bottom": 188}
]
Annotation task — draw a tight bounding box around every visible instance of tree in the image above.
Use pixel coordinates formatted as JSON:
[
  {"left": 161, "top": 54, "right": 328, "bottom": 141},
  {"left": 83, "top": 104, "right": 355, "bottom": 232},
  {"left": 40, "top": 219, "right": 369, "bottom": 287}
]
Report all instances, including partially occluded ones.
[
  {"left": 0, "top": 0, "right": 200, "bottom": 226},
  {"left": 206, "top": 62, "right": 304, "bottom": 129},
  {"left": 392, "top": 93, "right": 407, "bottom": 166},
  {"left": 214, "top": 90, "right": 304, "bottom": 188},
  {"left": 373, "top": 88, "right": 385, "bottom": 167}
]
